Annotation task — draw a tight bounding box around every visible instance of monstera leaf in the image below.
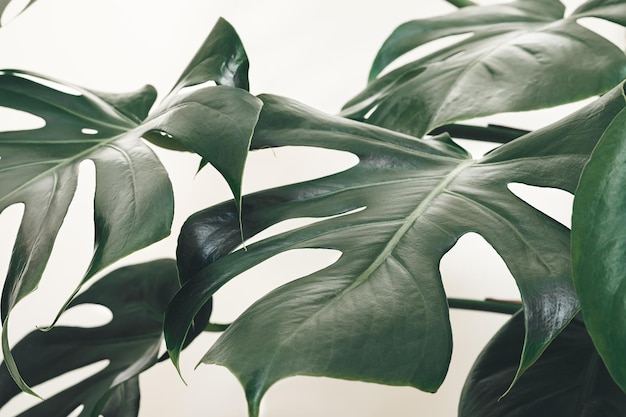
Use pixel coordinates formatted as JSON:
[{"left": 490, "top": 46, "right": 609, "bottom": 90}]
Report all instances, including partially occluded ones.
[
  {"left": 0, "top": 17, "right": 261, "bottom": 393},
  {"left": 459, "top": 312, "right": 626, "bottom": 417},
  {"left": 164, "top": 82, "right": 626, "bottom": 416},
  {"left": 0, "top": 259, "right": 193, "bottom": 417},
  {"left": 341, "top": 0, "right": 626, "bottom": 137},
  {"left": 572, "top": 107, "right": 626, "bottom": 391}
]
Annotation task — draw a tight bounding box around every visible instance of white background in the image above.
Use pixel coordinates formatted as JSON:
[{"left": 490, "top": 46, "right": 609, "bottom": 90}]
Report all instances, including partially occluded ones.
[{"left": 0, "top": 0, "right": 623, "bottom": 416}]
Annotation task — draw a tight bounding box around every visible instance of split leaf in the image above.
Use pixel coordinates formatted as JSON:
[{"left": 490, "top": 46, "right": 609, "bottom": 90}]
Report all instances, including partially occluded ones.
[
  {"left": 342, "top": 0, "right": 626, "bottom": 137},
  {"left": 0, "top": 260, "right": 181, "bottom": 417},
  {"left": 0, "top": 17, "right": 259, "bottom": 393},
  {"left": 166, "top": 82, "right": 626, "bottom": 416}
]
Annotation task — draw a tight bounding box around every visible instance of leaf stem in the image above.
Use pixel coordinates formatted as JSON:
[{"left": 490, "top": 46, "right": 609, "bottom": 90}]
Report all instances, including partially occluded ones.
[
  {"left": 448, "top": 297, "right": 521, "bottom": 315},
  {"left": 444, "top": 0, "right": 477, "bottom": 8},
  {"left": 429, "top": 124, "right": 529, "bottom": 144}
]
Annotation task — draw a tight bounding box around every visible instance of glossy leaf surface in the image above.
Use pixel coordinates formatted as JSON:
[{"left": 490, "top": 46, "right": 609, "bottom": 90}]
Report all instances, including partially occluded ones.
[
  {"left": 460, "top": 312, "right": 626, "bottom": 417},
  {"left": 342, "top": 0, "right": 626, "bottom": 137},
  {"left": 0, "top": 260, "right": 179, "bottom": 417},
  {"left": 167, "top": 83, "right": 626, "bottom": 416},
  {"left": 0, "top": 17, "right": 260, "bottom": 392},
  {"left": 572, "top": 107, "right": 626, "bottom": 391}
]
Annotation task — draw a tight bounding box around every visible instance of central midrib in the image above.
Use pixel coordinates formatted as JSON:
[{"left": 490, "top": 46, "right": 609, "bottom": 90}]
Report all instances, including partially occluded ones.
[
  {"left": 271, "top": 158, "right": 474, "bottom": 350},
  {"left": 222, "top": 159, "right": 476, "bottom": 394},
  {"left": 350, "top": 159, "right": 474, "bottom": 288}
]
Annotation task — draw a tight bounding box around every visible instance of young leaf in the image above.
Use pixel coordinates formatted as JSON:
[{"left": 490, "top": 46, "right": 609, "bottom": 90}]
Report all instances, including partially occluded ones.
[
  {"left": 572, "top": 107, "right": 626, "bottom": 391},
  {"left": 167, "top": 82, "right": 626, "bottom": 416},
  {"left": 459, "top": 312, "right": 626, "bottom": 417},
  {"left": 342, "top": 0, "right": 626, "bottom": 137},
  {"left": 0, "top": 260, "right": 179, "bottom": 417}
]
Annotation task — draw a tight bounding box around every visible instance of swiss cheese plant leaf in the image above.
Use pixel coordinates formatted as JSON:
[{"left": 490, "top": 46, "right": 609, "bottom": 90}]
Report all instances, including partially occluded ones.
[
  {"left": 572, "top": 106, "right": 626, "bottom": 391},
  {"left": 0, "top": 17, "right": 260, "bottom": 392},
  {"left": 459, "top": 312, "right": 626, "bottom": 417},
  {"left": 166, "top": 83, "right": 626, "bottom": 416},
  {"left": 342, "top": 0, "right": 626, "bottom": 137},
  {"left": 0, "top": 260, "right": 180, "bottom": 417},
  {"left": 0, "top": 0, "right": 37, "bottom": 27}
]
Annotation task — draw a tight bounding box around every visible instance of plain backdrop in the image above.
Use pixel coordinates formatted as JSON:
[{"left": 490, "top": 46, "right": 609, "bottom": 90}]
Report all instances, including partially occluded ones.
[{"left": 0, "top": 0, "right": 623, "bottom": 416}]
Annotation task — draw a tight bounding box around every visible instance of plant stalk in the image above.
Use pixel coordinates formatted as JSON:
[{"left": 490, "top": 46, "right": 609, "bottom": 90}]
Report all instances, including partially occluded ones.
[{"left": 448, "top": 297, "right": 522, "bottom": 315}]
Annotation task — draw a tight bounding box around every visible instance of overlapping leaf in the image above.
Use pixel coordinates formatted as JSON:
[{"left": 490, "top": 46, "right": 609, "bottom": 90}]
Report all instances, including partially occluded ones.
[
  {"left": 165, "top": 83, "right": 626, "bottom": 416},
  {"left": 572, "top": 107, "right": 626, "bottom": 391},
  {"left": 341, "top": 0, "right": 626, "bottom": 137},
  {"left": 459, "top": 312, "right": 626, "bottom": 417},
  {"left": 0, "top": 259, "right": 185, "bottom": 417},
  {"left": 0, "top": 17, "right": 261, "bottom": 392}
]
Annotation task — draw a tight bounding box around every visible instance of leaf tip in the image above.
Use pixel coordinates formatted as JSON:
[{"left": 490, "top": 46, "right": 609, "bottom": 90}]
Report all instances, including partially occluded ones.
[{"left": 2, "top": 318, "right": 43, "bottom": 400}]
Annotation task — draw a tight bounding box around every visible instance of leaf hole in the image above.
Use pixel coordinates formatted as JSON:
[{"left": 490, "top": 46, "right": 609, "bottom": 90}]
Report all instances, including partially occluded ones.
[
  {"left": 11, "top": 160, "right": 97, "bottom": 331},
  {"left": 244, "top": 146, "right": 359, "bottom": 194},
  {"left": 363, "top": 104, "right": 379, "bottom": 120},
  {"left": 67, "top": 405, "right": 84, "bottom": 417},
  {"left": 0, "top": 203, "right": 25, "bottom": 285},
  {"left": 440, "top": 232, "right": 519, "bottom": 300},
  {"left": 13, "top": 72, "right": 82, "bottom": 96},
  {"left": 211, "top": 248, "right": 342, "bottom": 323},
  {"left": 453, "top": 138, "right": 501, "bottom": 159},
  {"left": 0, "top": 360, "right": 109, "bottom": 417},
  {"left": 80, "top": 128, "right": 99, "bottom": 135},
  {"left": 55, "top": 304, "right": 113, "bottom": 328},
  {"left": 464, "top": 96, "right": 597, "bottom": 131},
  {"left": 376, "top": 32, "right": 473, "bottom": 78},
  {"left": 176, "top": 80, "right": 218, "bottom": 96},
  {"left": 576, "top": 17, "right": 626, "bottom": 49},
  {"left": 240, "top": 207, "right": 366, "bottom": 249},
  {"left": 0, "top": 107, "right": 46, "bottom": 132},
  {"left": 507, "top": 183, "right": 573, "bottom": 228}
]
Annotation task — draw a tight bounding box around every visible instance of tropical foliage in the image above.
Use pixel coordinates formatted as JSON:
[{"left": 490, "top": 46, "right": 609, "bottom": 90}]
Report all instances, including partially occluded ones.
[{"left": 1, "top": 0, "right": 626, "bottom": 416}]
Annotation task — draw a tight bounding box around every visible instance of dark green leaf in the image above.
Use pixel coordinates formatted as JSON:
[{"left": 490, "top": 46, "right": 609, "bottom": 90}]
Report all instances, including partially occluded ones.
[
  {"left": 171, "top": 17, "right": 251, "bottom": 91},
  {"left": 167, "top": 83, "right": 626, "bottom": 416},
  {"left": 572, "top": 106, "right": 626, "bottom": 391},
  {"left": 0, "top": 260, "right": 178, "bottom": 417},
  {"left": 0, "top": 17, "right": 258, "bottom": 393},
  {"left": 146, "top": 86, "right": 262, "bottom": 218},
  {"left": 0, "top": 70, "right": 170, "bottom": 393},
  {"left": 459, "top": 312, "right": 626, "bottom": 417},
  {"left": 368, "top": 0, "right": 564, "bottom": 81},
  {"left": 343, "top": 0, "right": 626, "bottom": 137}
]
